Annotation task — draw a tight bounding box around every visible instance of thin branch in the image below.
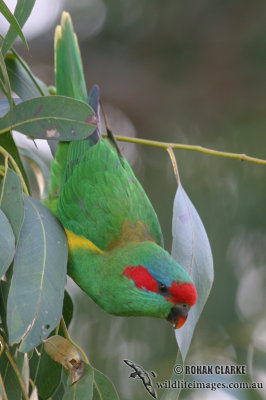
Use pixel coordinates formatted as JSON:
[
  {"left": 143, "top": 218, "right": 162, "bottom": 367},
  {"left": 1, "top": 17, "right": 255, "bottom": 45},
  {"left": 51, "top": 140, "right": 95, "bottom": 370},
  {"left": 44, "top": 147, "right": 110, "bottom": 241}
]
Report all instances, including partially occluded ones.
[{"left": 102, "top": 134, "right": 266, "bottom": 166}]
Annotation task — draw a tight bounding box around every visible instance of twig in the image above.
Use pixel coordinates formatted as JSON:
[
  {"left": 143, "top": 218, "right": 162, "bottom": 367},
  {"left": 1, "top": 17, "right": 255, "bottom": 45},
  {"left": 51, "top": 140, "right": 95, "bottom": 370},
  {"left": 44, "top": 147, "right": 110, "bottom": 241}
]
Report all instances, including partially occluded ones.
[{"left": 101, "top": 134, "right": 266, "bottom": 166}]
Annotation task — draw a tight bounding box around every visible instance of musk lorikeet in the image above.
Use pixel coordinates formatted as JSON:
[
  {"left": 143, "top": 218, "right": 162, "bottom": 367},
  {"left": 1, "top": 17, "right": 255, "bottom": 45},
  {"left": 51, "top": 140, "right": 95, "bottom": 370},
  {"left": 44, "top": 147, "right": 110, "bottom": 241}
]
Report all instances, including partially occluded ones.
[{"left": 44, "top": 12, "right": 197, "bottom": 329}]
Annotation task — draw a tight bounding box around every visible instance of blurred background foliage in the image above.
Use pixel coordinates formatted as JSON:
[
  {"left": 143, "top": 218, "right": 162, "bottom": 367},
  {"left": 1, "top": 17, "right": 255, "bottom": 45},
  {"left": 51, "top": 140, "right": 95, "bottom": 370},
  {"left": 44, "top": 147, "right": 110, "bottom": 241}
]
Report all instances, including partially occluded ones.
[{"left": 1, "top": 1, "right": 266, "bottom": 399}]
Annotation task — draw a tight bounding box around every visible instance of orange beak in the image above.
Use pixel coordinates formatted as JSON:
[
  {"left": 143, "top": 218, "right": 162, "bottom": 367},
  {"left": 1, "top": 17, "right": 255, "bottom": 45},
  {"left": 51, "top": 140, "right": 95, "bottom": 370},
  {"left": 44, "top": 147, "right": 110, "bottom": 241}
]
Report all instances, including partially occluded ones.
[{"left": 166, "top": 304, "right": 190, "bottom": 329}]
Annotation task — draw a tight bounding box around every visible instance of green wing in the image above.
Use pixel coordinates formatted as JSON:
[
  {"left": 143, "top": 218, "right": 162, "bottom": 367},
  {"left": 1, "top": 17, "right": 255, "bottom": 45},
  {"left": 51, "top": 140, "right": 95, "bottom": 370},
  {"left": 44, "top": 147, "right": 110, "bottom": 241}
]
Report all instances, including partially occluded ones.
[
  {"left": 45, "top": 12, "right": 163, "bottom": 249},
  {"left": 58, "top": 138, "right": 163, "bottom": 251}
]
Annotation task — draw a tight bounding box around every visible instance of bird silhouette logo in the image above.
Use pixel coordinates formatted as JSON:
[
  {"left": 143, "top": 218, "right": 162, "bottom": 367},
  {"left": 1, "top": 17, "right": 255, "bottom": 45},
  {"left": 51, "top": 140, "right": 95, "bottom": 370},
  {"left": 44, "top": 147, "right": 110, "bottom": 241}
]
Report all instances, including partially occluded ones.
[{"left": 123, "top": 359, "right": 157, "bottom": 398}]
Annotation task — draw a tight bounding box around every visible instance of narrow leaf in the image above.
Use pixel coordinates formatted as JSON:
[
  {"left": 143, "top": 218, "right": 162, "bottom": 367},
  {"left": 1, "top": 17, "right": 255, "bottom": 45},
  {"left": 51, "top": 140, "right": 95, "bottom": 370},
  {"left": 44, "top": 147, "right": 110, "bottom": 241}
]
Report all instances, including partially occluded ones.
[
  {"left": 0, "top": 0, "right": 29, "bottom": 52},
  {"left": 0, "top": 96, "right": 97, "bottom": 140},
  {"left": 93, "top": 369, "right": 119, "bottom": 400},
  {"left": 0, "top": 99, "right": 21, "bottom": 117},
  {"left": 0, "top": 168, "right": 24, "bottom": 241},
  {"left": 7, "top": 196, "right": 68, "bottom": 352},
  {"left": 0, "top": 209, "right": 15, "bottom": 277},
  {"left": 172, "top": 182, "right": 214, "bottom": 361},
  {"left": 0, "top": 348, "right": 28, "bottom": 400},
  {"left": 19, "top": 146, "right": 50, "bottom": 198},
  {"left": 0, "top": 50, "right": 13, "bottom": 110},
  {"left": 62, "top": 364, "right": 94, "bottom": 400},
  {"left": 30, "top": 343, "right": 62, "bottom": 400},
  {"left": 63, "top": 290, "right": 74, "bottom": 329},
  {"left": 1, "top": 0, "right": 36, "bottom": 57},
  {"left": 5, "top": 53, "right": 48, "bottom": 100},
  {"left": 0, "top": 373, "right": 8, "bottom": 400}
]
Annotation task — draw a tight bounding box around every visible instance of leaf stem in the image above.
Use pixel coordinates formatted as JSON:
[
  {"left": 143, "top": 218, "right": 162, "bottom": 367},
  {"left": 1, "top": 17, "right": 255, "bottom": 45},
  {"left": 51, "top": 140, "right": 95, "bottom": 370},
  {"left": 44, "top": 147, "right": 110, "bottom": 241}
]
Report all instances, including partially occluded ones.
[
  {"left": 0, "top": 373, "right": 8, "bottom": 400},
  {"left": 0, "top": 145, "right": 29, "bottom": 195},
  {"left": 102, "top": 134, "right": 266, "bottom": 166},
  {"left": 94, "top": 380, "right": 103, "bottom": 400},
  {"left": 4, "top": 347, "right": 29, "bottom": 400},
  {"left": 166, "top": 147, "right": 179, "bottom": 184},
  {"left": 60, "top": 318, "right": 90, "bottom": 365}
]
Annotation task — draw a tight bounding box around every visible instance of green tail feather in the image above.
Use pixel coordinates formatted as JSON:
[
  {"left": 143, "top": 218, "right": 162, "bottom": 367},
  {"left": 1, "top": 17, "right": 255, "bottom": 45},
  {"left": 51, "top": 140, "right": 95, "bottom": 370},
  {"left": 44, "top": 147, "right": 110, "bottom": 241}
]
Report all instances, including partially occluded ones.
[{"left": 44, "top": 12, "right": 94, "bottom": 214}]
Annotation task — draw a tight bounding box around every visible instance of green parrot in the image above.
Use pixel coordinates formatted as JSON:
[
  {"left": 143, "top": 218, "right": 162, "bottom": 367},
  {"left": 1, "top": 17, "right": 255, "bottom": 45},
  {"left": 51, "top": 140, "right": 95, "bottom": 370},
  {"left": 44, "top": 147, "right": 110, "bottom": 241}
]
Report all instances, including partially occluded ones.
[{"left": 44, "top": 12, "right": 197, "bottom": 329}]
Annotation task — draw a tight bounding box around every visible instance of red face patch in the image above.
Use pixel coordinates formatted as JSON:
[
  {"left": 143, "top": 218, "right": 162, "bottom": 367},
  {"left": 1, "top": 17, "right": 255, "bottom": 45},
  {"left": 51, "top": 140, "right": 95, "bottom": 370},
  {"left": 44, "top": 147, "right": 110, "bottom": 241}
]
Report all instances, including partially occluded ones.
[
  {"left": 123, "top": 266, "right": 197, "bottom": 308},
  {"left": 123, "top": 266, "right": 158, "bottom": 293},
  {"left": 169, "top": 282, "right": 197, "bottom": 306}
]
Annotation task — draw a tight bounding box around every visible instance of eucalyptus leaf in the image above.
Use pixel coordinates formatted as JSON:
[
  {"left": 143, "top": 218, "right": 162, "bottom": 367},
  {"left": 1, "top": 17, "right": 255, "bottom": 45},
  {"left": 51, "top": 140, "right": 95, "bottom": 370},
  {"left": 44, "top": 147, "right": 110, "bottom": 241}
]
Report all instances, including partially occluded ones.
[
  {"left": 1, "top": 0, "right": 36, "bottom": 57},
  {"left": 62, "top": 364, "right": 94, "bottom": 400},
  {"left": 0, "top": 99, "right": 21, "bottom": 117},
  {"left": 0, "top": 348, "right": 29, "bottom": 400},
  {"left": 0, "top": 0, "right": 29, "bottom": 52},
  {"left": 19, "top": 146, "right": 50, "bottom": 198},
  {"left": 0, "top": 209, "right": 15, "bottom": 278},
  {"left": 30, "top": 343, "right": 62, "bottom": 400},
  {"left": 0, "top": 131, "right": 30, "bottom": 192},
  {"left": 7, "top": 196, "right": 68, "bottom": 352},
  {"left": 0, "top": 96, "right": 97, "bottom": 140},
  {"left": 93, "top": 369, "right": 119, "bottom": 400},
  {"left": 0, "top": 373, "right": 7, "bottom": 400},
  {"left": 5, "top": 53, "right": 48, "bottom": 100},
  {"left": 0, "top": 50, "right": 13, "bottom": 110},
  {"left": 63, "top": 290, "right": 74, "bottom": 329},
  {"left": 0, "top": 168, "right": 25, "bottom": 241},
  {"left": 172, "top": 182, "right": 214, "bottom": 361}
]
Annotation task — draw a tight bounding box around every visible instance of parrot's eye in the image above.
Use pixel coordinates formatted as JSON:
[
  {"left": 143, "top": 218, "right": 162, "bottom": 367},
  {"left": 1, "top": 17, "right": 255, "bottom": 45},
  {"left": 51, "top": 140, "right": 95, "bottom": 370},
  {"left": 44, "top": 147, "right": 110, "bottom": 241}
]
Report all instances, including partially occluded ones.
[{"left": 158, "top": 283, "right": 169, "bottom": 295}]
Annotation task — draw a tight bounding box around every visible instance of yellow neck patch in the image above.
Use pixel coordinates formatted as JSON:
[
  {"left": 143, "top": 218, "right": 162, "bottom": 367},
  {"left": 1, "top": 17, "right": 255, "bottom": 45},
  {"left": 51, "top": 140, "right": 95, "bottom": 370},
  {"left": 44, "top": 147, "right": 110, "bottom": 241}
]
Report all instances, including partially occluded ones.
[{"left": 65, "top": 229, "right": 104, "bottom": 254}]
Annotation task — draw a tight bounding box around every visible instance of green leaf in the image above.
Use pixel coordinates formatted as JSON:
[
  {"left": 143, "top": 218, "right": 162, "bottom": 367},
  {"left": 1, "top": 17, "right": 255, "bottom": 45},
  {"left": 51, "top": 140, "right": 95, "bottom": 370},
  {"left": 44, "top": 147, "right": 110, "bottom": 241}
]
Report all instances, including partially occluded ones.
[
  {"left": 0, "top": 373, "right": 8, "bottom": 400},
  {"left": 7, "top": 196, "right": 68, "bottom": 352},
  {"left": 1, "top": 0, "right": 35, "bottom": 57},
  {"left": 63, "top": 290, "right": 74, "bottom": 329},
  {"left": 0, "top": 96, "right": 97, "bottom": 140},
  {"left": 0, "top": 50, "right": 13, "bottom": 110},
  {"left": 93, "top": 369, "right": 119, "bottom": 400},
  {"left": 0, "top": 168, "right": 25, "bottom": 241},
  {"left": 30, "top": 343, "right": 62, "bottom": 399},
  {"left": 0, "top": 280, "right": 9, "bottom": 337},
  {"left": 0, "top": 209, "right": 15, "bottom": 277},
  {"left": 0, "top": 132, "right": 30, "bottom": 193},
  {"left": 0, "top": 0, "right": 29, "bottom": 52},
  {"left": 0, "top": 99, "right": 21, "bottom": 117},
  {"left": 19, "top": 146, "right": 50, "bottom": 198},
  {"left": 5, "top": 52, "right": 48, "bottom": 100},
  {"left": 62, "top": 364, "right": 94, "bottom": 400},
  {"left": 53, "top": 370, "right": 68, "bottom": 400},
  {"left": 0, "top": 348, "right": 29, "bottom": 400},
  {"left": 6, "top": 50, "right": 49, "bottom": 99}
]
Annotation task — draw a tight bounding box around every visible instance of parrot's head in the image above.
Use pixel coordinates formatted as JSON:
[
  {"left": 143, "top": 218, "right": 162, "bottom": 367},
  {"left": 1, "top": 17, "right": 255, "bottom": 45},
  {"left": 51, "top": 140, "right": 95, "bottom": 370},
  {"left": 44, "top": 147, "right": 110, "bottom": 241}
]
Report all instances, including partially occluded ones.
[{"left": 103, "top": 241, "right": 197, "bottom": 329}]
